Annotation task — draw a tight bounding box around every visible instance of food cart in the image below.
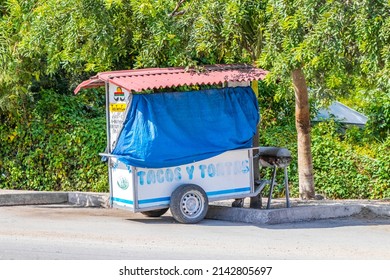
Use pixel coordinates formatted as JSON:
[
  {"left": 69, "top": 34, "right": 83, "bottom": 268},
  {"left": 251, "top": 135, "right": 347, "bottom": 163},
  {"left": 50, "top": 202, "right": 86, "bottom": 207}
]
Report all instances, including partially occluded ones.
[{"left": 75, "top": 64, "right": 282, "bottom": 224}]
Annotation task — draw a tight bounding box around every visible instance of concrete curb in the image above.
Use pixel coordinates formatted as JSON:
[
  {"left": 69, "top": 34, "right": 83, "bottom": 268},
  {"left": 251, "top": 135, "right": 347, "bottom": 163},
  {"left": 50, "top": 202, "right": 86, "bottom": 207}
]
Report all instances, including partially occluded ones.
[
  {"left": 206, "top": 204, "right": 364, "bottom": 224},
  {"left": 0, "top": 192, "right": 68, "bottom": 206},
  {"left": 0, "top": 191, "right": 109, "bottom": 208},
  {"left": 67, "top": 192, "right": 110, "bottom": 208}
]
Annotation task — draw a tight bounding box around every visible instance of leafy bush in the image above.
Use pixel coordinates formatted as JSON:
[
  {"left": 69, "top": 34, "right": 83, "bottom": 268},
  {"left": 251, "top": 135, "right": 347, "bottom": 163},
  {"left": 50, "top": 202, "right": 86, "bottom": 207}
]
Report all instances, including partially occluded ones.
[
  {"left": 365, "top": 93, "right": 390, "bottom": 141},
  {"left": 0, "top": 89, "right": 108, "bottom": 192},
  {"left": 311, "top": 121, "right": 389, "bottom": 199}
]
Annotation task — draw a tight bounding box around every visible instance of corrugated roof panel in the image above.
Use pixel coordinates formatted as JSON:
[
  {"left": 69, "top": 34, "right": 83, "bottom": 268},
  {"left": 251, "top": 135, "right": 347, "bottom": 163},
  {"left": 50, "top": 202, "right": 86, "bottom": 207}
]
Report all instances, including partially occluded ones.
[
  {"left": 73, "top": 78, "right": 105, "bottom": 93},
  {"left": 74, "top": 64, "right": 268, "bottom": 94}
]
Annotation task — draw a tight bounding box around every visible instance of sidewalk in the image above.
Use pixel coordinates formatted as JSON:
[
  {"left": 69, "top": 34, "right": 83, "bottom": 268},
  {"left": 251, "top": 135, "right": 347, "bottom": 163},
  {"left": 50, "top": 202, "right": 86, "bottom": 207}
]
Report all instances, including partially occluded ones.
[{"left": 1, "top": 189, "right": 389, "bottom": 224}]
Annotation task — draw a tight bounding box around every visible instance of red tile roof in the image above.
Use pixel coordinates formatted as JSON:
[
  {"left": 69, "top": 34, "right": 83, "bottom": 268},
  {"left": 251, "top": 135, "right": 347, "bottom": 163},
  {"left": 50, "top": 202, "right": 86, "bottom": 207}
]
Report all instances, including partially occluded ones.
[{"left": 74, "top": 64, "right": 268, "bottom": 94}]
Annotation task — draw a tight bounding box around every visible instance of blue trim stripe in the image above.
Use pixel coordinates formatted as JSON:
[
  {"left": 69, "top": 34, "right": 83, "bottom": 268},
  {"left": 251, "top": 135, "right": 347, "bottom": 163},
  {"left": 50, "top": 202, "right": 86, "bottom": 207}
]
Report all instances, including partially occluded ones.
[
  {"left": 207, "top": 187, "right": 251, "bottom": 197},
  {"left": 112, "top": 197, "right": 134, "bottom": 205},
  {"left": 112, "top": 187, "right": 251, "bottom": 206},
  {"left": 139, "top": 197, "right": 170, "bottom": 204},
  {"left": 112, "top": 196, "right": 171, "bottom": 206}
]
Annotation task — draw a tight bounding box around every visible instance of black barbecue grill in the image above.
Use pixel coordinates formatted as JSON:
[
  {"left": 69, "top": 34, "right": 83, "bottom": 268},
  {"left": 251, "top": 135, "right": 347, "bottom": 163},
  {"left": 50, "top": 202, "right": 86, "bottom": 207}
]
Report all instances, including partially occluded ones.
[{"left": 258, "top": 147, "right": 292, "bottom": 209}]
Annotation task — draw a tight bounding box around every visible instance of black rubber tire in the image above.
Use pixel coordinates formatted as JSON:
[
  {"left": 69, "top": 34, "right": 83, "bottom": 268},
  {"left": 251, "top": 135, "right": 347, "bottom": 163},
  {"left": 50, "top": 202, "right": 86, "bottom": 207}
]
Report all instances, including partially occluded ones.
[
  {"left": 141, "top": 208, "right": 169, "bottom": 217},
  {"left": 170, "top": 184, "right": 208, "bottom": 224}
]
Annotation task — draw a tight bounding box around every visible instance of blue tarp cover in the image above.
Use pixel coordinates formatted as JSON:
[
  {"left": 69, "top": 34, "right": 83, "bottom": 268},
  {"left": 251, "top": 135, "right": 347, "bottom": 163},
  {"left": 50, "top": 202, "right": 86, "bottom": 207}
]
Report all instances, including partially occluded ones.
[{"left": 112, "top": 86, "right": 259, "bottom": 168}]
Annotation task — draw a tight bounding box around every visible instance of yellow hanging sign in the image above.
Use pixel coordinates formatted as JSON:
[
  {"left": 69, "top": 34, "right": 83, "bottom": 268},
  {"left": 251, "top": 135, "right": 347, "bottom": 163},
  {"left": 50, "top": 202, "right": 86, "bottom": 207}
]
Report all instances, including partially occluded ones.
[{"left": 110, "top": 103, "right": 127, "bottom": 112}]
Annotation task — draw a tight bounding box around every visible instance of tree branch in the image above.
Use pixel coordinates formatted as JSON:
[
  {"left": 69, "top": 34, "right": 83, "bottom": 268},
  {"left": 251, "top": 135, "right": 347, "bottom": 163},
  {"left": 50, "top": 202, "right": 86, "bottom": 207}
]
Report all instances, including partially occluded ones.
[{"left": 169, "top": 0, "right": 186, "bottom": 17}]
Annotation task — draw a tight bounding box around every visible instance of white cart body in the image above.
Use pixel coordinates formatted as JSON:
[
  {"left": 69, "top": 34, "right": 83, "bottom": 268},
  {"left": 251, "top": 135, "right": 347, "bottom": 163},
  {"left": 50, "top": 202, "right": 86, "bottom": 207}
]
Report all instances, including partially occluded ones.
[{"left": 110, "top": 148, "right": 256, "bottom": 212}]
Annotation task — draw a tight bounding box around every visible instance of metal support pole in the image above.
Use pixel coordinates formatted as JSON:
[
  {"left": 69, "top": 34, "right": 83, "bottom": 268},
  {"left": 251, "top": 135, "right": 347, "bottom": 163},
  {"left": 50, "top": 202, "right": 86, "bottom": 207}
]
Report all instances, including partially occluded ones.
[{"left": 105, "top": 82, "right": 114, "bottom": 208}]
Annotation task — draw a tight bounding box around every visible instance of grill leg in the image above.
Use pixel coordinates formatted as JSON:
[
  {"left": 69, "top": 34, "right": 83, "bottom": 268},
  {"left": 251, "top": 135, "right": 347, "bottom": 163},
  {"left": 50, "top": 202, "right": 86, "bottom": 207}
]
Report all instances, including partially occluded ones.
[
  {"left": 284, "top": 167, "right": 290, "bottom": 208},
  {"left": 267, "top": 167, "right": 277, "bottom": 209}
]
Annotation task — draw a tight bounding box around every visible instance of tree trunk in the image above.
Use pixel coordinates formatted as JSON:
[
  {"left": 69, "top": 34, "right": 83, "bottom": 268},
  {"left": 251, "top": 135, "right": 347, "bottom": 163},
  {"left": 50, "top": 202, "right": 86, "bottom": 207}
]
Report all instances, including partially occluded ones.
[{"left": 291, "top": 68, "right": 315, "bottom": 199}]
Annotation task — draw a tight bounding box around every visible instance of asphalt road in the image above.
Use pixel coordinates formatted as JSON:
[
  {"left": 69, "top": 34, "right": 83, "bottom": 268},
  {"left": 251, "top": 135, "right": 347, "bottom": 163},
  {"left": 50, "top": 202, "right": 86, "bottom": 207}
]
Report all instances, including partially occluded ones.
[{"left": 0, "top": 204, "right": 389, "bottom": 260}]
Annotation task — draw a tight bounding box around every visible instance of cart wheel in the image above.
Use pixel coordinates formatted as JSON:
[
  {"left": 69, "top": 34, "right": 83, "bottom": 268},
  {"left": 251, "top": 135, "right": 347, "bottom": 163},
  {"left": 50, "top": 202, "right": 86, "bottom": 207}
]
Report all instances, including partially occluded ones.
[
  {"left": 170, "top": 184, "right": 208, "bottom": 224},
  {"left": 141, "top": 208, "right": 169, "bottom": 217}
]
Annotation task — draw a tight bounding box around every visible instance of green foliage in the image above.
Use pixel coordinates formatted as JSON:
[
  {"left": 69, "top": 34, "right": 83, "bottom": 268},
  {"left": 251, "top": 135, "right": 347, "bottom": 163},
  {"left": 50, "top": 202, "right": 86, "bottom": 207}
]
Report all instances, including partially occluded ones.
[
  {"left": 130, "top": 0, "right": 268, "bottom": 68},
  {"left": 181, "top": 0, "right": 267, "bottom": 63},
  {"left": 338, "top": 89, "right": 389, "bottom": 141},
  {"left": 311, "top": 121, "right": 389, "bottom": 199},
  {"left": 368, "top": 107, "right": 390, "bottom": 140},
  {"left": 0, "top": 89, "right": 108, "bottom": 192},
  {"left": 257, "top": 80, "right": 295, "bottom": 127},
  {"left": 365, "top": 92, "right": 390, "bottom": 140},
  {"left": 18, "top": 0, "right": 134, "bottom": 74},
  {"left": 130, "top": 0, "right": 193, "bottom": 67},
  {"left": 0, "top": 0, "right": 134, "bottom": 112},
  {"left": 258, "top": 0, "right": 389, "bottom": 102}
]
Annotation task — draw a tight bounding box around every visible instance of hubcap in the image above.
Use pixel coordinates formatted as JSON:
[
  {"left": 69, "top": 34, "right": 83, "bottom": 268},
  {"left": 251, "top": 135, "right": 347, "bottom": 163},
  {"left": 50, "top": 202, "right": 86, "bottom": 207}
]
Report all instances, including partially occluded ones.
[{"left": 181, "top": 191, "right": 204, "bottom": 218}]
